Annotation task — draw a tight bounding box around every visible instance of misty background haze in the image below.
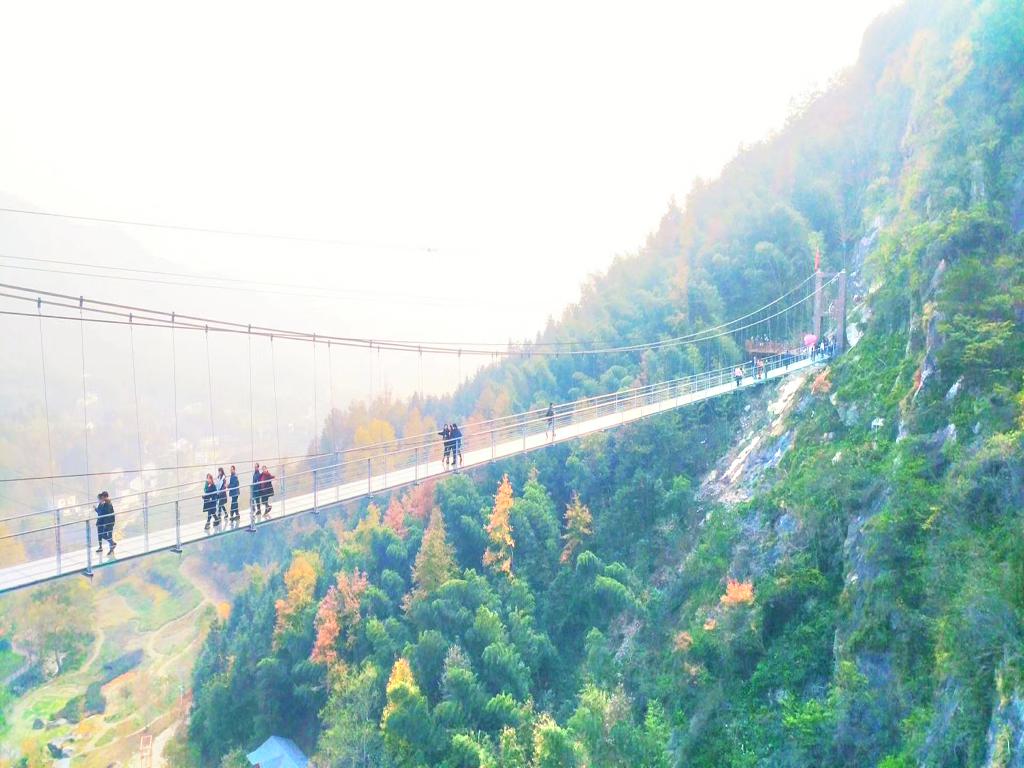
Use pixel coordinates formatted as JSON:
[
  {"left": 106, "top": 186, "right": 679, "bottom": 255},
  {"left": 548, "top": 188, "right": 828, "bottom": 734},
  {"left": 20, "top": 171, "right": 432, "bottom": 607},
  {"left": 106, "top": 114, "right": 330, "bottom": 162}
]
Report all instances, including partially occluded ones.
[{"left": 0, "top": 0, "right": 897, "bottom": 517}]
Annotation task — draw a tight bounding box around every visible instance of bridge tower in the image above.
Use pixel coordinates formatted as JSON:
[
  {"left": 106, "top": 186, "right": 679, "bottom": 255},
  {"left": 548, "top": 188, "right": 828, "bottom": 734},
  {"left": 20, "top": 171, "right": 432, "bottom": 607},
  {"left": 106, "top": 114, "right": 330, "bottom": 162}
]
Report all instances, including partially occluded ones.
[
  {"left": 811, "top": 246, "right": 848, "bottom": 354},
  {"left": 812, "top": 247, "right": 824, "bottom": 341}
]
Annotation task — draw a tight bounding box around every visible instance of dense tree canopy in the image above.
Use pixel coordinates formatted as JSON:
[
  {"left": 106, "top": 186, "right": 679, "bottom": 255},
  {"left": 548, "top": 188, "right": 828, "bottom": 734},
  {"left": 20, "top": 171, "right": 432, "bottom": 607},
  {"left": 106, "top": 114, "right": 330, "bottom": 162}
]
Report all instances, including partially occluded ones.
[{"left": 181, "top": 3, "right": 1024, "bottom": 765}]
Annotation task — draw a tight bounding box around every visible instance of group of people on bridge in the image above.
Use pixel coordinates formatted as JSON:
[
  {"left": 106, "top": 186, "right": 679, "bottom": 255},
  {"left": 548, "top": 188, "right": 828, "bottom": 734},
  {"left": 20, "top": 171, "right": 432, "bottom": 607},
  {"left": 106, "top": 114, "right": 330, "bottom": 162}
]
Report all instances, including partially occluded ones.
[
  {"left": 203, "top": 463, "right": 275, "bottom": 529},
  {"left": 733, "top": 334, "right": 838, "bottom": 387},
  {"left": 439, "top": 423, "right": 464, "bottom": 468}
]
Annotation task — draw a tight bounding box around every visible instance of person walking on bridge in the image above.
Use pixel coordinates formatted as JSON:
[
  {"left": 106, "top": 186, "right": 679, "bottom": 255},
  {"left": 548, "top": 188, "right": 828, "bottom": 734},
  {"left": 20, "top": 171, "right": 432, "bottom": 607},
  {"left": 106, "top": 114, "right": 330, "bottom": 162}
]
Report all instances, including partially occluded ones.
[
  {"left": 216, "top": 467, "right": 227, "bottom": 522},
  {"left": 733, "top": 366, "right": 744, "bottom": 387},
  {"left": 251, "top": 463, "right": 264, "bottom": 516},
  {"left": 260, "top": 465, "right": 275, "bottom": 515},
  {"left": 545, "top": 403, "right": 556, "bottom": 439},
  {"left": 451, "top": 423, "right": 464, "bottom": 467},
  {"left": 439, "top": 424, "right": 452, "bottom": 468},
  {"left": 203, "top": 473, "right": 218, "bottom": 530},
  {"left": 228, "top": 465, "right": 240, "bottom": 521},
  {"left": 94, "top": 491, "right": 116, "bottom": 555}
]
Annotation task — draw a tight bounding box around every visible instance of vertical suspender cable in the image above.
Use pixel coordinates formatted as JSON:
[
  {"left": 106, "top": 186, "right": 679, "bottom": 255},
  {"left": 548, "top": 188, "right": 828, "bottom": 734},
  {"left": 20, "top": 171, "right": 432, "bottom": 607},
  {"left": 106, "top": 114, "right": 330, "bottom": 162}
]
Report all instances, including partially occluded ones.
[
  {"left": 377, "top": 345, "right": 382, "bottom": 399},
  {"left": 37, "top": 299, "right": 58, "bottom": 570},
  {"left": 368, "top": 341, "right": 373, "bottom": 407},
  {"left": 204, "top": 325, "right": 216, "bottom": 464},
  {"left": 312, "top": 334, "right": 318, "bottom": 453},
  {"left": 270, "top": 335, "right": 283, "bottom": 513},
  {"left": 327, "top": 341, "right": 337, "bottom": 452},
  {"left": 171, "top": 313, "right": 181, "bottom": 498},
  {"left": 270, "top": 335, "right": 282, "bottom": 464},
  {"left": 419, "top": 347, "right": 423, "bottom": 403},
  {"left": 128, "top": 313, "right": 145, "bottom": 496},
  {"left": 248, "top": 325, "right": 255, "bottom": 465},
  {"left": 78, "top": 297, "right": 92, "bottom": 505}
]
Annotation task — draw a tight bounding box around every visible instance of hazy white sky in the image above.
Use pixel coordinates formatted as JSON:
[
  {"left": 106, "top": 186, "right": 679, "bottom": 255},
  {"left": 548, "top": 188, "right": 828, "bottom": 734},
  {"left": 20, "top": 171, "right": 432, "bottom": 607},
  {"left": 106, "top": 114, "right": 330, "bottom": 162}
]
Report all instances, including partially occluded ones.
[{"left": 0, "top": 0, "right": 898, "bottom": 392}]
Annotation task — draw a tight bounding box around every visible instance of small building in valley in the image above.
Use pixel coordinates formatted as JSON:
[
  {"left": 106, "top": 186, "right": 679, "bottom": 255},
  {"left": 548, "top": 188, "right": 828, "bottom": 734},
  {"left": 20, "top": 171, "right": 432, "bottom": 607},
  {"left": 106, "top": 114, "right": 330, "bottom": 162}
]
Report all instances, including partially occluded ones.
[{"left": 246, "top": 735, "right": 308, "bottom": 768}]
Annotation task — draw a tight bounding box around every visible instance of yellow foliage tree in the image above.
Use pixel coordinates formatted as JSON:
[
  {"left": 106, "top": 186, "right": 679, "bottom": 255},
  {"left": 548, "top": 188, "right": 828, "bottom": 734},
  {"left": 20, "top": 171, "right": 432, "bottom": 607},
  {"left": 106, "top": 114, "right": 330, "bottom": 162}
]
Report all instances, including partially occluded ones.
[
  {"left": 354, "top": 418, "right": 396, "bottom": 448},
  {"left": 274, "top": 551, "right": 320, "bottom": 643},
  {"left": 401, "top": 408, "right": 435, "bottom": 441},
  {"left": 216, "top": 601, "right": 231, "bottom": 622},
  {"left": 407, "top": 508, "right": 455, "bottom": 607},
  {"left": 560, "top": 492, "right": 593, "bottom": 565},
  {"left": 483, "top": 475, "right": 515, "bottom": 577},
  {"left": 381, "top": 656, "right": 419, "bottom": 725}
]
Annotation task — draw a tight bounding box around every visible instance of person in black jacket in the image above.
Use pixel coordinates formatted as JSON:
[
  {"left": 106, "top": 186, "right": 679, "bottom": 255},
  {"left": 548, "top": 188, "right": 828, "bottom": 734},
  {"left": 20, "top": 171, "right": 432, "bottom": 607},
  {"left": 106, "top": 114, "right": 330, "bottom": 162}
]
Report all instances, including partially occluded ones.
[
  {"left": 228, "top": 465, "right": 240, "bottom": 521},
  {"left": 95, "top": 491, "right": 116, "bottom": 555},
  {"left": 439, "top": 424, "right": 451, "bottom": 467},
  {"left": 251, "top": 463, "right": 264, "bottom": 515},
  {"left": 203, "top": 473, "right": 218, "bottom": 530},
  {"left": 216, "top": 467, "right": 227, "bottom": 522},
  {"left": 451, "top": 423, "right": 464, "bottom": 467}
]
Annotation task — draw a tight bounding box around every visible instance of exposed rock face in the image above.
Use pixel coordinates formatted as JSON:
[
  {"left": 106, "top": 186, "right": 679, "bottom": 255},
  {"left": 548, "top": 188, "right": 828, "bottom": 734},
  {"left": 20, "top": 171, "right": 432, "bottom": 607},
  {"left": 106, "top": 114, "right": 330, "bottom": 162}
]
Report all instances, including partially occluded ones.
[
  {"left": 701, "top": 372, "right": 811, "bottom": 504},
  {"left": 832, "top": 488, "right": 909, "bottom": 762},
  {"left": 946, "top": 376, "right": 963, "bottom": 401},
  {"left": 47, "top": 741, "right": 68, "bottom": 759},
  {"left": 916, "top": 308, "right": 945, "bottom": 399},
  {"left": 983, "top": 689, "right": 1024, "bottom": 768}
]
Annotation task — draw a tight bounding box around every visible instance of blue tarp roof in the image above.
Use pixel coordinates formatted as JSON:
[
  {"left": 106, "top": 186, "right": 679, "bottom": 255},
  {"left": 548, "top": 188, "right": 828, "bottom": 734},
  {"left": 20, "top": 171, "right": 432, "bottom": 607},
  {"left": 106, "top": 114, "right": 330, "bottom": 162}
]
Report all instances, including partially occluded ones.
[{"left": 246, "top": 735, "right": 308, "bottom": 768}]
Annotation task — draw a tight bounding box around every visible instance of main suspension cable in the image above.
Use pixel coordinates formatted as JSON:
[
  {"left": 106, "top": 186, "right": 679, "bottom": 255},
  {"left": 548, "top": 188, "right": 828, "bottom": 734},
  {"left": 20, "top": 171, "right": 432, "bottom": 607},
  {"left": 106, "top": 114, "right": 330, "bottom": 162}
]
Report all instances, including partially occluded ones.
[{"left": 0, "top": 273, "right": 817, "bottom": 358}]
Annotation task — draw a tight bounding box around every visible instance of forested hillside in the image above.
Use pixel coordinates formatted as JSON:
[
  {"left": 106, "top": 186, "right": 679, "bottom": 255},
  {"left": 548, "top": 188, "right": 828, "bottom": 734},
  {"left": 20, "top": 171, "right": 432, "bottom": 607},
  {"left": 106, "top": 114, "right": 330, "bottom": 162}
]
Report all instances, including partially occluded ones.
[{"left": 182, "top": 1, "right": 1024, "bottom": 765}]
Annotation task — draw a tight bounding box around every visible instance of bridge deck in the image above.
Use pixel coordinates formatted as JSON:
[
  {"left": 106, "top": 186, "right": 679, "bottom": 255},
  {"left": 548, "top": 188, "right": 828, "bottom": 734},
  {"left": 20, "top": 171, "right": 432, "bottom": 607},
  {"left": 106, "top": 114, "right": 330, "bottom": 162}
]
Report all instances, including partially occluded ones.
[{"left": 0, "top": 355, "right": 818, "bottom": 593}]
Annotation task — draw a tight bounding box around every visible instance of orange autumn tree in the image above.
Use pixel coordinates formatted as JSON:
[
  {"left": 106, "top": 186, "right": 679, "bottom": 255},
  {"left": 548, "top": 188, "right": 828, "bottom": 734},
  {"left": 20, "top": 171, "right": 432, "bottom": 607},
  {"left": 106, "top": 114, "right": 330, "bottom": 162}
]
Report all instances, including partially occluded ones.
[
  {"left": 311, "top": 587, "right": 341, "bottom": 666},
  {"left": 274, "top": 551, "right": 320, "bottom": 644},
  {"left": 405, "top": 481, "right": 436, "bottom": 522},
  {"left": 560, "top": 492, "right": 593, "bottom": 565},
  {"left": 407, "top": 508, "right": 455, "bottom": 607},
  {"left": 336, "top": 569, "right": 369, "bottom": 641},
  {"left": 720, "top": 577, "right": 755, "bottom": 606},
  {"left": 383, "top": 497, "right": 408, "bottom": 539},
  {"left": 312, "top": 568, "right": 369, "bottom": 666},
  {"left": 483, "top": 474, "right": 515, "bottom": 577}
]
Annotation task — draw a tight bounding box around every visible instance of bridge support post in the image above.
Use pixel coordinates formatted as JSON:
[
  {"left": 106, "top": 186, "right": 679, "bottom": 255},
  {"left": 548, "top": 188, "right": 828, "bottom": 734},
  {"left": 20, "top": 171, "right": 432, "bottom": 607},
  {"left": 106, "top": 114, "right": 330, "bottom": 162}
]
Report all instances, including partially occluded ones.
[
  {"left": 171, "top": 501, "right": 182, "bottom": 553},
  {"left": 54, "top": 507, "right": 62, "bottom": 576},
  {"left": 84, "top": 520, "right": 94, "bottom": 578},
  {"left": 491, "top": 430, "right": 496, "bottom": 462},
  {"left": 522, "top": 423, "right": 527, "bottom": 452},
  {"left": 367, "top": 458, "right": 373, "bottom": 498},
  {"left": 414, "top": 447, "right": 419, "bottom": 484},
  {"left": 313, "top": 468, "right": 319, "bottom": 515},
  {"left": 143, "top": 491, "right": 150, "bottom": 552},
  {"left": 281, "top": 466, "right": 287, "bottom": 516}
]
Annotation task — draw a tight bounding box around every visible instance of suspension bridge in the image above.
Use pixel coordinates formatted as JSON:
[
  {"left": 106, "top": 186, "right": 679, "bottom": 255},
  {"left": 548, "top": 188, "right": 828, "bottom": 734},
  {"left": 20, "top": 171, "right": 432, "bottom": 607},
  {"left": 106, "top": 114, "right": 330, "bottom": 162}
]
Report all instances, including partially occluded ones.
[{"left": 0, "top": 269, "right": 846, "bottom": 593}]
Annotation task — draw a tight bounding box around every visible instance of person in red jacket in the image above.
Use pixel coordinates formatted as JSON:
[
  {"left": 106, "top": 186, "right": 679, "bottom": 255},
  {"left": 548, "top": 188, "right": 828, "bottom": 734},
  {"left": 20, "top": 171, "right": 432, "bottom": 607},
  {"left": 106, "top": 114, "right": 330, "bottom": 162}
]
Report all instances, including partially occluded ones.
[{"left": 260, "top": 465, "right": 275, "bottom": 515}]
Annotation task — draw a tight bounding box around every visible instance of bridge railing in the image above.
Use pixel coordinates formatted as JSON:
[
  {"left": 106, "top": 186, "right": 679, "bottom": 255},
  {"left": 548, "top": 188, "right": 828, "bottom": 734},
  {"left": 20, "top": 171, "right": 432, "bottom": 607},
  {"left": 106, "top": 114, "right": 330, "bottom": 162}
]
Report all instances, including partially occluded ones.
[{"left": 0, "top": 346, "right": 828, "bottom": 586}]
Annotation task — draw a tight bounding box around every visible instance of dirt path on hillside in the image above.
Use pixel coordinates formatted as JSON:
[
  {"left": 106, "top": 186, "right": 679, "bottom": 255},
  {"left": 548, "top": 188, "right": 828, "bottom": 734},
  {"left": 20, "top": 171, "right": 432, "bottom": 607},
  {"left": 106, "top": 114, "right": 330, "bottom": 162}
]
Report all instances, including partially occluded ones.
[{"left": 71, "top": 553, "right": 226, "bottom": 761}]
